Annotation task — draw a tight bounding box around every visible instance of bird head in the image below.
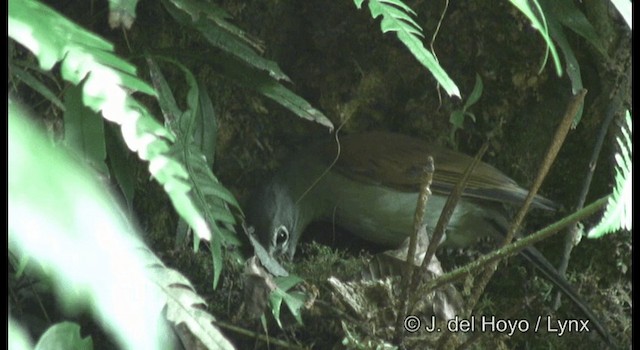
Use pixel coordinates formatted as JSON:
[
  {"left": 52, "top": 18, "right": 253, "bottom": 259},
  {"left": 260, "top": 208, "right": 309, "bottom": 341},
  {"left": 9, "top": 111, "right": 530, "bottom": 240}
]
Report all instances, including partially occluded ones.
[{"left": 247, "top": 178, "right": 307, "bottom": 260}]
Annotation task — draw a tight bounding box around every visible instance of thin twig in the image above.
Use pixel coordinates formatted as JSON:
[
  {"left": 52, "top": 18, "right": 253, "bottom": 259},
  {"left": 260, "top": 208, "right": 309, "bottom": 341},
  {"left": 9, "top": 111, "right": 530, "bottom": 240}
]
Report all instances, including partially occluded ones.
[
  {"left": 422, "top": 196, "right": 607, "bottom": 293},
  {"left": 395, "top": 156, "right": 434, "bottom": 342},
  {"left": 409, "top": 142, "right": 487, "bottom": 347},
  {"left": 408, "top": 156, "right": 436, "bottom": 270},
  {"left": 430, "top": 0, "right": 450, "bottom": 109},
  {"left": 554, "top": 51, "right": 630, "bottom": 309},
  {"left": 553, "top": 97, "right": 617, "bottom": 308},
  {"left": 423, "top": 142, "right": 489, "bottom": 272},
  {"left": 465, "top": 89, "right": 587, "bottom": 314},
  {"left": 295, "top": 124, "right": 345, "bottom": 205}
]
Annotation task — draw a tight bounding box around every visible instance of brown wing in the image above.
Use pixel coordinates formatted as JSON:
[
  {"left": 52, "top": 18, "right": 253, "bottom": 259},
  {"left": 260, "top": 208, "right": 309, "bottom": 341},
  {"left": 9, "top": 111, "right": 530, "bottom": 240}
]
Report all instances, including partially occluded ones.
[{"left": 315, "top": 131, "right": 556, "bottom": 210}]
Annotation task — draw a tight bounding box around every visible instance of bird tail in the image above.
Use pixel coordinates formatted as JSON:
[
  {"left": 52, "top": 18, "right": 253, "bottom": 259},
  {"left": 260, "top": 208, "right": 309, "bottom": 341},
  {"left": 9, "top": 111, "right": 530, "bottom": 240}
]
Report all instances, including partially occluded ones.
[{"left": 518, "top": 245, "right": 616, "bottom": 347}]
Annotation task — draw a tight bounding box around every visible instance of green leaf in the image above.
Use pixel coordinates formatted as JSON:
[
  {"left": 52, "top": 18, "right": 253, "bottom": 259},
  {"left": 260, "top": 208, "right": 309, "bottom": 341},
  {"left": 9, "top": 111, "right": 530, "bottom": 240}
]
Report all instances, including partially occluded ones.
[
  {"left": 152, "top": 259, "right": 234, "bottom": 350},
  {"left": 210, "top": 234, "right": 223, "bottom": 288},
  {"left": 536, "top": 0, "right": 611, "bottom": 126},
  {"left": 199, "top": 52, "right": 333, "bottom": 129},
  {"left": 509, "top": 0, "right": 563, "bottom": 76},
  {"left": 463, "top": 74, "right": 483, "bottom": 110},
  {"left": 194, "top": 81, "right": 217, "bottom": 166},
  {"left": 247, "top": 233, "right": 289, "bottom": 277},
  {"left": 10, "top": 65, "right": 65, "bottom": 111},
  {"left": 63, "top": 83, "right": 109, "bottom": 175},
  {"left": 162, "top": 0, "right": 289, "bottom": 82},
  {"left": 544, "top": 15, "right": 582, "bottom": 92},
  {"left": 105, "top": 124, "right": 136, "bottom": 211},
  {"left": 9, "top": 318, "right": 33, "bottom": 350},
  {"left": 269, "top": 287, "right": 306, "bottom": 327},
  {"left": 275, "top": 275, "right": 304, "bottom": 291},
  {"left": 10, "top": 103, "right": 165, "bottom": 349},
  {"left": 147, "top": 57, "right": 243, "bottom": 287},
  {"left": 35, "top": 322, "right": 93, "bottom": 350},
  {"left": 541, "top": 14, "right": 585, "bottom": 126},
  {"left": 539, "top": 0, "right": 608, "bottom": 57},
  {"left": 145, "top": 57, "right": 182, "bottom": 133},
  {"left": 9, "top": 0, "right": 215, "bottom": 256},
  {"left": 9, "top": 0, "right": 111, "bottom": 70},
  {"left": 15, "top": 253, "right": 30, "bottom": 278},
  {"left": 12, "top": 104, "right": 234, "bottom": 348},
  {"left": 357, "top": 0, "right": 460, "bottom": 97},
  {"left": 449, "top": 110, "right": 465, "bottom": 129}
]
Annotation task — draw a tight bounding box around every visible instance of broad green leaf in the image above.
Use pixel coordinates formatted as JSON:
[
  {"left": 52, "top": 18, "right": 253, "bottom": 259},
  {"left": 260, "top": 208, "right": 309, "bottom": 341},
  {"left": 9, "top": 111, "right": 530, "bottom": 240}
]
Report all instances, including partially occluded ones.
[
  {"left": 267, "top": 275, "right": 306, "bottom": 327},
  {"left": 35, "top": 322, "right": 93, "bottom": 350},
  {"left": 247, "top": 233, "right": 289, "bottom": 277},
  {"left": 545, "top": 17, "right": 582, "bottom": 92}
]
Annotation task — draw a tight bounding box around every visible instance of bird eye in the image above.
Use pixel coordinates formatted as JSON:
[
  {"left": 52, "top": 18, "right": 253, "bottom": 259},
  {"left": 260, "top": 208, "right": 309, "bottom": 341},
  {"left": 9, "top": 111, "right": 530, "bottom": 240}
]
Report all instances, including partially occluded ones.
[{"left": 274, "top": 225, "right": 289, "bottom": 248}]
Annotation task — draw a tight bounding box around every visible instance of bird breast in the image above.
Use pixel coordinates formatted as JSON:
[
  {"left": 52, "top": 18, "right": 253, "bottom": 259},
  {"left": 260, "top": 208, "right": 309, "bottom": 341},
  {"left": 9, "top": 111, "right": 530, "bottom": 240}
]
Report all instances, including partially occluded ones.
[{"left": 297, "top": 167, "right": 507, "bottom": 248}]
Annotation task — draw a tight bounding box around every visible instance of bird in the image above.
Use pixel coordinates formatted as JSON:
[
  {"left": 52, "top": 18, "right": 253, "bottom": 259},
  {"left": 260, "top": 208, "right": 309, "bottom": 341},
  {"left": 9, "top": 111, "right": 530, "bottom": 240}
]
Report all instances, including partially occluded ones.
[
  {"left": 246, "top": 131, "right": 613, "bottom": 346},
  {"left": 248, "top": 131, "right": 558, "bottom": 257}
]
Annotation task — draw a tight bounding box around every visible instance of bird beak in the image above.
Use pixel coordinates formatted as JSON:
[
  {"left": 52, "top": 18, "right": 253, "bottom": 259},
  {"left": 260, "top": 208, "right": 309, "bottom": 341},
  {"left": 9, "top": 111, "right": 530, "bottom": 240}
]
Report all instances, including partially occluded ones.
[{"left": 285, "top": 246, "right": 296, "bottom": 261}]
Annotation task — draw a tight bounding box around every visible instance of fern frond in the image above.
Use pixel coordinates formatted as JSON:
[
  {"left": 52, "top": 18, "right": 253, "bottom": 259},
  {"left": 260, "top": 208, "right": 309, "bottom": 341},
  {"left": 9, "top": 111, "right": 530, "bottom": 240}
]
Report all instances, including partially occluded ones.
[
  {"left": 161, "top": 0, "right": 334, "bottom": 129},
  {"left": 9, "top": 0, "right": 213, "bottom": 244},
  {"left": 162, "top": 0, "right": 282, "bottom": 79},
  {"left": 9, "top": 105, "right": 234, "bottom": 349},
  {"left": 147, "top": 57, "right": 243, "bottom": 287},
  {"left": 588, "top": 111, "right": 632, "bottom": 238},
  {"left": 144, "top": 250, "right": 235, "bottom": 350},
  {"left": 354, "top": 0, "right": 460, "bottom": 98}
]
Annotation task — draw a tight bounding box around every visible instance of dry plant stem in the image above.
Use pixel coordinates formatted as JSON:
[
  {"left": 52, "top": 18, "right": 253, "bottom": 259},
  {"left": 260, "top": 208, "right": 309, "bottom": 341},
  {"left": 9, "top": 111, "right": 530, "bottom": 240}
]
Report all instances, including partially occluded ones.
[
  {"left": 409, "top": 143, "right": 487, "bottom": 346},
  {"left": 423, "top": 196, "right": 607, "bottom": 294},
  {"left": 423, "top": 143, "right": 489, "bottom": 274},
  {"left": 407, "top": 156, "right": 435, "bottom": 269},
  {"left": 554, "top": 57, "right": 630, "bottom": 309},
  {"left": 395, "top": 156, "right": 434, "bottom": 342},
  {"left": 554, "top": 95, "right": 618, "bottom": 309},
  {"left": 212, "top": 320, "right": 308, "bottom": 350},
  {"left": 466, "top": 89, "right": 588, "bottom": 313}
]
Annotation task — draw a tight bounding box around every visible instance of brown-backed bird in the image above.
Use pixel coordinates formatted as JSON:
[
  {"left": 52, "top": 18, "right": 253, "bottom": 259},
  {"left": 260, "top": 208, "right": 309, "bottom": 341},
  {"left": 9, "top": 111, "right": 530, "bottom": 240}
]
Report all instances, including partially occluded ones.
[{"left": 247, "top": 131, "right": 613, "bottom": 346}]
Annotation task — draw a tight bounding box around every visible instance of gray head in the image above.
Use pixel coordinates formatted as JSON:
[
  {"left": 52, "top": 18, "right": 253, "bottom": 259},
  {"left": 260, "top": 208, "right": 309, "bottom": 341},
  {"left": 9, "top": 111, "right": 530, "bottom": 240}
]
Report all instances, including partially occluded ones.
[{"left": 246, "top": 178, "right": 310, "bottom": 259}]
